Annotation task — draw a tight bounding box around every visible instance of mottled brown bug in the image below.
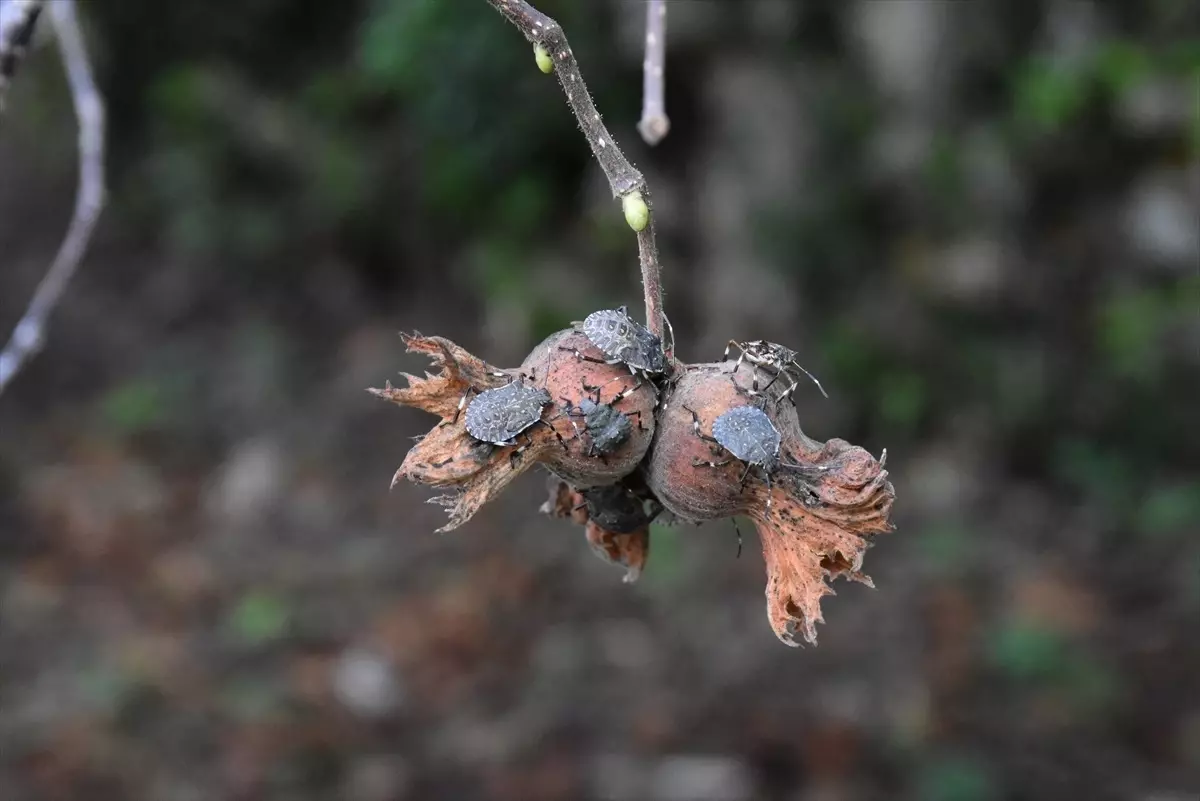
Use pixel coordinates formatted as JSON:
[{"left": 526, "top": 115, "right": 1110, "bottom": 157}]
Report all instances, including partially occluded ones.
[{"left": 724, "top": 339, "right": 827, "bottom": 404}]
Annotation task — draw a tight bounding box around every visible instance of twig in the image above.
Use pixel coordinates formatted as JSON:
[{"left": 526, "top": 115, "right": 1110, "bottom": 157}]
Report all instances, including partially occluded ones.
[
  {"left": 485, "top": 0, "right": 665, "bottom": 340},
  {"left": 0, "top": 0, "right": 105, "bottom": 395},
  {"left": 0, "top": 0, "right": 44, "bottom": 116},
  {"left": 636, "top": 0, "right": 669, "bottom": 146}
]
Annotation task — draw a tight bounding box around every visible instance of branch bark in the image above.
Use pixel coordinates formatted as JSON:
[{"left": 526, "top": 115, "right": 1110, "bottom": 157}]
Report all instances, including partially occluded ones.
[
  {"left": 636, "top": 0, "right": 669, "bottom": 146},
  {"left": 0, "top": 0, "right": 106, "bottom": 395},
  {"left": 485, "top": 0, "right": 665, "bottom": 340}
]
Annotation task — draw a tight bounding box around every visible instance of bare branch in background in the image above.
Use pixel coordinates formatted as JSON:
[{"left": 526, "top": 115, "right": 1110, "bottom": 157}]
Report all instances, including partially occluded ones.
[
  {"left": 0, "top": 0, "right": 44, "bottom": 116},
  {"left": 0, "top": 0, "right": 106, "bottom": 395},
  {"left": 485, "top": 0, "right": 665, "bottom": 340},
  {"left": 637, "top": 0, "right": 669, "bottom": 146}
]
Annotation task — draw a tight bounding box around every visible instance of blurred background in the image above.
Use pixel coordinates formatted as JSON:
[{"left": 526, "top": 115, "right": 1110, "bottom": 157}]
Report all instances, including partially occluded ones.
[{"left": 1, "top": 0, "right": 1198, "bottom": 799}]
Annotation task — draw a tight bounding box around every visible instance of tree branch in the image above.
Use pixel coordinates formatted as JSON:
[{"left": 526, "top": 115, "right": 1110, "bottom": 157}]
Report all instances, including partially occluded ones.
[
  {"left": 485, "top": 0, "right": 665, "bottom": 340},
  {"left": 0, "top": 0, "right": 106, "bottom": 395},
  {"left": 636, "top": 0, "right": 669, "bottom": 146},
  {"left": 0, "top": 0, "right": 44, "bottom": 116}
]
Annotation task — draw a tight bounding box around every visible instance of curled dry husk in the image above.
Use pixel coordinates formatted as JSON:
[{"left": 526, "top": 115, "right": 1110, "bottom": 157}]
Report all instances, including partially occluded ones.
[
  {"left": 647, "top": 363, "right": 895, "bottom": 646},
  {"left": 540, "top": 478, "right": 653, "bottom": 583},
  {"left": 369, "top": 330, "right": 657, "bottom": 532}
]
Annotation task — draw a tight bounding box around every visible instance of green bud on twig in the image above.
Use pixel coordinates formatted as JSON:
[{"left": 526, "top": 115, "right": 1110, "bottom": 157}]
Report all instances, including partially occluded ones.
[
  {"left": 534, "top": 43, "right": 553, "bottom": 74},
  {"left": 622, "top": 192, "right": 649, "bottom": 232}
]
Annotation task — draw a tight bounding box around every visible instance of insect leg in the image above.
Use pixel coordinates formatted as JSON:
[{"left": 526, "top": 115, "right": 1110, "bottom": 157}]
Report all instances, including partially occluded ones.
[
  {"left": 584, "top": 374, "right": 634, "bottom": 404},
  {"left": 558, "top": 346, "right": 608, "bottom": 365},
  {"left": 443, "top": 386, "right": 476, "bottom": 426},
  {"left": 509, "top": 432, "right": 536, "bottom": 469},
  {"left": 763, "top": 467, "right": 773, "bottom": 510},
  {"left": 692, "top": 457, "right": 735, "bottom": 469},
  {"left": 784, "top": 360, "right": 829, "bottom": 399},
  {"left": 607, "top": 376, "right": 644, "bottom": 405},
  {"left": 624, "top": 410, "right": 646, "bottom": 431},
  {"left": 663, "top": 313, "right": 677, "bottom": 363},
  {"left": 738, "top": 461, "right": 753, "bottom": 489},
  {"left": 534, "top": 418, "right": 569, "bottom": 452},
  {"left": 731, "top": 516, "right": 743, "bottom": 559},
  {"left": 774, "top": 374, "right": 800, "bottom": 405},
  {"left": 683, "top": 405, "right": 721, "bottom": 444}
]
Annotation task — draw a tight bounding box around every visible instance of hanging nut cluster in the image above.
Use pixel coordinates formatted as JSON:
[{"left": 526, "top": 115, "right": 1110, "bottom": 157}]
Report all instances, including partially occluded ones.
[{"left": 370, "top": 309, "right": 895, "bottom": 648}]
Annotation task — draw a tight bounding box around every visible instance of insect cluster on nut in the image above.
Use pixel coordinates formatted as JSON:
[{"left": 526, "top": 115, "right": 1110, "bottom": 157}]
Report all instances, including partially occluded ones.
[
  {"left": 646, "top": 361, "right": 824, "bottom": 523},
  {"left": 517, "top": 327, "right": 658, "bottom": 489},
  {"left": 372, "top": 307, "right": 896, "bottom": 648}
]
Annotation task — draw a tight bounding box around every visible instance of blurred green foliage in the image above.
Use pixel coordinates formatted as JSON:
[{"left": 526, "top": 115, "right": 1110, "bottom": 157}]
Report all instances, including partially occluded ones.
[
  {"left": 229, "top": 590, "right": 292, "bottom": 644},
  {"left": 918, "top": 522, "right": 974, "bottom": 577},
  {"left": 989, "top": 620, "right": 1120, "bottom": 716},
  {"left": 915, "top": 754, "right": 1000, "bottom": 801},
  {"left": 1012, "top": 40, "right": 1200, "bottom": 137}
]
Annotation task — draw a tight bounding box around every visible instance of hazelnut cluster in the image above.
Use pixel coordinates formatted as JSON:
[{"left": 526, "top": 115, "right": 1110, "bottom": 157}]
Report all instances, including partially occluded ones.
[{"left": 370, "top": 318, "right": 895, "bottom": 647}]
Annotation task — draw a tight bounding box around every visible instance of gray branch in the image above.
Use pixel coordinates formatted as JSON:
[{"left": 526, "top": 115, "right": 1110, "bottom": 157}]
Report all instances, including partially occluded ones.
[
  {"left": 637, "top": 0, "right": 670, "bottom": 146},
  {"left": 0, "top": 0, "right": 106, "bottom": 395},
  {"left": 485, "top": 0, "right": 665, "bottom": 340}
]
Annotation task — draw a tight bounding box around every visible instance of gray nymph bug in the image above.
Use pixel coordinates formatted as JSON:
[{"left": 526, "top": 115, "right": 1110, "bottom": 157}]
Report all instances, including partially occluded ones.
[
  {"left": 564, "top": 305, "right": 666, "bottom": 378},
  {"left": 462, "top": 377, "right": 565, "bottom": 467},
  {"left": 560, "top": 379, "right": 644, "bottom": 458},
  {"left": 723, "top": 339, "right": 827, "bottom": 404},
  {"left": 684, "top": 403, "right": 828, "bottom": 511}
]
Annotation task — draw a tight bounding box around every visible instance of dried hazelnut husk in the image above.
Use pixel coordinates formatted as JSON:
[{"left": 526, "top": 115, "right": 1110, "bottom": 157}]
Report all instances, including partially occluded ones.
[
  {"left": 369, "top": 329, "right": 656, "bottom": 531},
  {"left": 647, "top": 362, "right": 895, "bottom": 646}
]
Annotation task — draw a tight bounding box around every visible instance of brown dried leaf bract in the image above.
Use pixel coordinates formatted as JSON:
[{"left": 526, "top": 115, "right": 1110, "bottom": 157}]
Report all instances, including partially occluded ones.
[
  {"left": 754, "top": 442, "right": 895, "bottom": 647},
  {"left": 368, "top": 334, "right": 547, "bottom": 532},
  {"left": 367, "top": 333, "right": 510, "bottom": 420},
  {"left": 539, "top": 480, "right": 590, "bottom": 526},
  {"left": 585, "top": 523, "right": 650, "bottom": 584},
  {"left": 541, "top": 480, "right": 650, "bottom": 583}
]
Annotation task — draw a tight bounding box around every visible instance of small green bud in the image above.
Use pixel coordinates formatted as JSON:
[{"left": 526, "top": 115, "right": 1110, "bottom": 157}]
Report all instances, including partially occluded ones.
[
  {"left": 622, "top": 192, "right": 650, "bottom": 232},
  {"left": 534, "top": 43, "right": 553, "bottom": 74}
]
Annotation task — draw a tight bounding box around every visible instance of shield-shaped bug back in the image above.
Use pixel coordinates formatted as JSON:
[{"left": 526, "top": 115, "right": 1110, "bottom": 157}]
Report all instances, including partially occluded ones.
[
  {"left": 463, "top": 378, "right": 564, "bottom": 467},
  {"left": 560, "top": 379, "right": 645, "bottom": 458},
  {"left": 571, "top": 305, "right": 666, "bottom": 377},
  {"left": 685, "top": 403, "right": 828, "bottom": 511}
]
